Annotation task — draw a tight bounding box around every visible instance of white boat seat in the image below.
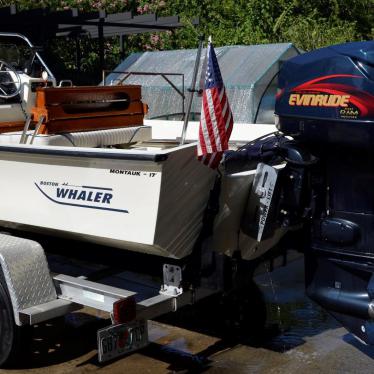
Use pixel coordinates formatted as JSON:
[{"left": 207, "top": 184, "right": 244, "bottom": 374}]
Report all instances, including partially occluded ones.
[{"left": 0, "top": 126, "right": 152, "bottom": 148}]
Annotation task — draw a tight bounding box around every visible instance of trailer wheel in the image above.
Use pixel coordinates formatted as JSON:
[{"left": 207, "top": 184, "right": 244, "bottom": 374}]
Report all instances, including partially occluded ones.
[{"left": 0, "top": 272, "right": 31, "bottom": 367}]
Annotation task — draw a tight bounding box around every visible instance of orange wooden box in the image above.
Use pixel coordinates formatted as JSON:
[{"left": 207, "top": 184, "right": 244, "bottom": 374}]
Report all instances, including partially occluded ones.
[{"left": 31, "top": 85, "right": 146, "bottom": 134}]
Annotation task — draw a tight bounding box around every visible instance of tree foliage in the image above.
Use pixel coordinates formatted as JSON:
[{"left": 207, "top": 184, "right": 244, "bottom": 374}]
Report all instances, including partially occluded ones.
[
  {"left": 0, "top": 0, "right": 372, "bottom": 79},
  {"left": 159, "top": 0, "right": 373, "bottom": 50}
]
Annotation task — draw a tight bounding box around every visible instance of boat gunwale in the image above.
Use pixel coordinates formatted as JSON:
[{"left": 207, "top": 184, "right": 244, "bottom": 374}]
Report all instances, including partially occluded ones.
[{"left": 0, "top": 144, "right": 173, "bottom": 162}]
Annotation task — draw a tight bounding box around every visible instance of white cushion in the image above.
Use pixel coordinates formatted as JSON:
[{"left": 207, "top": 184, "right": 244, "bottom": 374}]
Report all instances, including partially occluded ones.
[{"left": 0, "top": 126, "right": 152, "bottom": 147}]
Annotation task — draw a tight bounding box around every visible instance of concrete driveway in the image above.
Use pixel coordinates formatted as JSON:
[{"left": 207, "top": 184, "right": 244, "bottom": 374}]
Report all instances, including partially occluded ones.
[{"left": 1, "top": 259, "right": 373, "bottom": 374}]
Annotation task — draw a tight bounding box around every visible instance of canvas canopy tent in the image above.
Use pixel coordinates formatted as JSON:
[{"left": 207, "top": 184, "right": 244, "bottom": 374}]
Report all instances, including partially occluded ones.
[{"left": 106, "top": 43, "right": 300, "bottom": 124}]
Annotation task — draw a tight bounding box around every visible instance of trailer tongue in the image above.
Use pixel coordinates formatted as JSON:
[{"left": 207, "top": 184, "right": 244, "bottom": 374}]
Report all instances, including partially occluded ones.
[{"left": 275, "top": 40, "right": 374, "bottom": 344}]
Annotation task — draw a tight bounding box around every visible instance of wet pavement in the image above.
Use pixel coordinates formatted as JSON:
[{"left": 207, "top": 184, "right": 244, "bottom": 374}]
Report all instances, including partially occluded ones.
[{"left": 1, "top": 258, "right": 374, "bottom": 373}]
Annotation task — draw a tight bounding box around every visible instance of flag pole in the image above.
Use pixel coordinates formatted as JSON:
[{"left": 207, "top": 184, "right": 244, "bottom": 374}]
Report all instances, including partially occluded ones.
[{"left": 180, "top": 34, "right": 205, "bottom": 145}]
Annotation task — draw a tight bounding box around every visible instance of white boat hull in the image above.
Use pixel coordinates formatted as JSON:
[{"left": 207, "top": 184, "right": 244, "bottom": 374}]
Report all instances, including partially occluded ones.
[{"left": 0, "top": 143, "right": 215, "bottom": 258}]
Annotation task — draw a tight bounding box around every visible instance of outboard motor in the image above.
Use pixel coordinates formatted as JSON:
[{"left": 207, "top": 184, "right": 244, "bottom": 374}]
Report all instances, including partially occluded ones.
[{"left": 275, "top": 41, "right": 374, "bottom": 344}]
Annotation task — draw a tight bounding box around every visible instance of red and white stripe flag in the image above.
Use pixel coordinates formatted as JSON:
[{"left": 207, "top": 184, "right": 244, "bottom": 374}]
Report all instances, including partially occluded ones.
[{"left": 197, "top": 38, "right": 233, "bottom": 169}]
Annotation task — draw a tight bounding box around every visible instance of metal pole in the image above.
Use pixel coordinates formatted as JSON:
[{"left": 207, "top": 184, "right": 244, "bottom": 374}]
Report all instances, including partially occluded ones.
[
  {"left": 75, "top": 35, "right": 81, "bottom": 73},
  {"left": 180, "top": 35, "right": 204, "bottom": 145},
  {"left": 120, "top": 34, "right": 126, "bottom": 60},
  {"left": 182, "top": 74, "right": 185, "bottom": 120},
  {"left": 98, "top": 17, "right": 105, "bottom": 83}
]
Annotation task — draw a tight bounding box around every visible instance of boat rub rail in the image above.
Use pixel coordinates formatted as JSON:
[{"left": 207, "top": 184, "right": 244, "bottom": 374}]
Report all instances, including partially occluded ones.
[{"left": 0, "top": 145, "right": 169, "bottom": 162}]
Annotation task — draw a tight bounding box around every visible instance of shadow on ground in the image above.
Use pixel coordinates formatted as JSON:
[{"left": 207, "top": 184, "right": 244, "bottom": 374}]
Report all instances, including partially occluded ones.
[
  {"left": 9, "top": 313, "right": 105, "bottom": 370},
  {"left": 7, "top": 259, "right": 342, "bottom": 373}
]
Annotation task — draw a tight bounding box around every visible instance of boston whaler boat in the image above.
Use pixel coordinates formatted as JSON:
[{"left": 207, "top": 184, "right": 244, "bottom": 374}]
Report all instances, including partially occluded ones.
[
  {"left": 0, "top": 33, "right": 280, "bottom": 260},
  {"left": 0, "top": 34, "right": 289, "bottom": 364}
]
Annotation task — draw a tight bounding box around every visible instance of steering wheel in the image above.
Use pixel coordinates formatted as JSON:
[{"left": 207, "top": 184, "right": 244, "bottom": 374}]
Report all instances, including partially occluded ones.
[{"left": 0, "top": 60, "right": 21, "bottom": 99}]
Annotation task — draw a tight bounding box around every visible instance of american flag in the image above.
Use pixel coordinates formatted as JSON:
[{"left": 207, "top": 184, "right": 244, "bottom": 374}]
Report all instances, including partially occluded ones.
[{"left": 197, "top": 40, "right": 233, "bottom": 169}]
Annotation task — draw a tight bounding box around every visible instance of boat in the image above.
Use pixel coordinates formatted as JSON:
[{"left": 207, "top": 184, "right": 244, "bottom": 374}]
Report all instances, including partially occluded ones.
[
  {"left": 0, "top": 32, "right": 278, "bottom": 259},
  {"left": 0, "top": 31, "right": 374, "bottom": 366}
]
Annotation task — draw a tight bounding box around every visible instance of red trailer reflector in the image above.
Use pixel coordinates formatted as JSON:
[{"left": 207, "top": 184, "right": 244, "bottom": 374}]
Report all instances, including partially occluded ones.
[{"left": 113, "top": 296, "right": 136, "bottom": 324}]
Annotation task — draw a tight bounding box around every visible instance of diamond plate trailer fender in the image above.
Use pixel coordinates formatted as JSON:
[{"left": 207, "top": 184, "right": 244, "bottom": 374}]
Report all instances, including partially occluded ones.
[{"left": 0, "top": 234, "right": 56, "bottom": 325}]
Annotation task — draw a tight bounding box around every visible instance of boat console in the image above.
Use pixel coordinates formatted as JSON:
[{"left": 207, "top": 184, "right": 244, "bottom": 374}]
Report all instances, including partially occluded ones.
[{"left": 0, "top": 33, "right": 149, "bottom": 146}]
